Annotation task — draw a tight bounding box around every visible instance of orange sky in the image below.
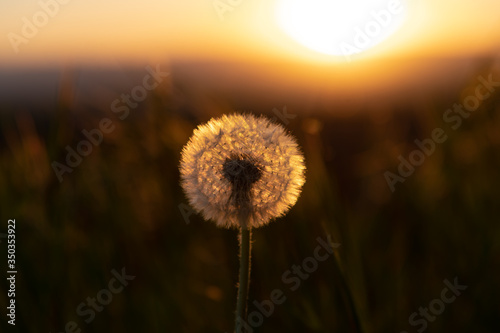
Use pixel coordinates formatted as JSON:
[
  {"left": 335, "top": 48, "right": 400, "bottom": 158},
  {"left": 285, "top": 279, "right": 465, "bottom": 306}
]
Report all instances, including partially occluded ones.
[{"left": 1, "top": 0, "right": 500, "bottom": 66}]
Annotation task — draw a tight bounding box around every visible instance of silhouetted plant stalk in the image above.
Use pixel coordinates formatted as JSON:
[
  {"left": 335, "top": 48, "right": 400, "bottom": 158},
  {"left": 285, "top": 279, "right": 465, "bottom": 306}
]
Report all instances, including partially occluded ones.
[{"left": 235, "top": 225, "right": 251, "bottom": 329}]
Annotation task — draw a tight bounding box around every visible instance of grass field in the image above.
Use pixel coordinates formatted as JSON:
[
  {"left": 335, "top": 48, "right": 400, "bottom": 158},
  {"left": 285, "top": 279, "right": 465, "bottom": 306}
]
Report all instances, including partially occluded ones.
[{"left": 0, "top": 62, "right": 499, "bottom": 333}]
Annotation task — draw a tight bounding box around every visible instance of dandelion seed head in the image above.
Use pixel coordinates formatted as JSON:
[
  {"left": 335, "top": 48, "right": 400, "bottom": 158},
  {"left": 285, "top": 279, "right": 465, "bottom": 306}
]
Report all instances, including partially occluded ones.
[{"left": 179, "top": 113, "right": 306, "bottom": 229}]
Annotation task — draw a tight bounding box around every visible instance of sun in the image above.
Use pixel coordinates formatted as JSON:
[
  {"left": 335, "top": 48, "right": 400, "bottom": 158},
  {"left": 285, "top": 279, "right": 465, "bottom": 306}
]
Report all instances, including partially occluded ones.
[{"left": 275, "top": 0, "right": 409, "bottom": 59}]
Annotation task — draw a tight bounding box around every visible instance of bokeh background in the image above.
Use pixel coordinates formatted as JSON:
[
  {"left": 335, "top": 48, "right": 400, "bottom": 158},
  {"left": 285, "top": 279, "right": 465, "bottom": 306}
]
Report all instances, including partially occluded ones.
[{"left": 1, "top": 0, "right": 500, "bottom": 332}]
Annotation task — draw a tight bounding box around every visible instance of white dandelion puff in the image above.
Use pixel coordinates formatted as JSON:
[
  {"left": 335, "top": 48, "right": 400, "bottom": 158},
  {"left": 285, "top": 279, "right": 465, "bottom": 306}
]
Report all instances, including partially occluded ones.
[{"left": 179, "top": 113, "right": 306, "bottom": 229}]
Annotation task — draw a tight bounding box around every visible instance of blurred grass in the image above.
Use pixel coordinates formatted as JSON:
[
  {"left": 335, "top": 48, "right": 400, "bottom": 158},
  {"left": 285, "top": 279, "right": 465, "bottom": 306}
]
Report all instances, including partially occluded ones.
[{"left": 0, "top": 63, "right": 500, "bottom": 333}]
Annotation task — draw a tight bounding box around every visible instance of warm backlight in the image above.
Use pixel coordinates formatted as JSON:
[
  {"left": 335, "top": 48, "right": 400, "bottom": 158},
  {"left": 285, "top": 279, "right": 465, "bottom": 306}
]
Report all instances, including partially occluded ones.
[{"left": 275, "top": 0, "right": 409, "bottom": 59}]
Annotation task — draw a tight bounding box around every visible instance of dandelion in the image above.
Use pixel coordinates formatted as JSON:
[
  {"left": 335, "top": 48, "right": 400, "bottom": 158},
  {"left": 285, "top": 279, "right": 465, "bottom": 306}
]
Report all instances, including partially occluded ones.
[
  {"left": 180, "top": 113, "right": 305, "bottom": 228},
  {"left": 179, "top": 113, "right": 305, "bottom": 331}
]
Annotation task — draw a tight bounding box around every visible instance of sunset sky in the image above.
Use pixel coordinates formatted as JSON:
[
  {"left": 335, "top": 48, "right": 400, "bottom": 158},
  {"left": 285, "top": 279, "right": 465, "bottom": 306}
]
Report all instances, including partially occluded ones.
[{"left": 1, "top": 0, "right": 500, "bottom": 67}]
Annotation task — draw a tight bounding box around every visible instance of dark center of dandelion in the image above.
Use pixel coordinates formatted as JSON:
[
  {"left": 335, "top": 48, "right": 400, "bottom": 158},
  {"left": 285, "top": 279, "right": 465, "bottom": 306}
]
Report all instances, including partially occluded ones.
[
  {"left": 223, "top": 157, "right": 262, "bottom": 185},
  {"left": 222, "top": 155, "right": 262, "bottom": 216}
]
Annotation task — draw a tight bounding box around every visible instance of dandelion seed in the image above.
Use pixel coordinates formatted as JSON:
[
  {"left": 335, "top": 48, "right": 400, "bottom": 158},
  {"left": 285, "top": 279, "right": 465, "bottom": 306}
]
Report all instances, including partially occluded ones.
[
  {"left": 179, "top": 113, "right": 306, "bottom": 229},
  {"left": 179, "top": 113, "right": 306, "bottom": 331}
]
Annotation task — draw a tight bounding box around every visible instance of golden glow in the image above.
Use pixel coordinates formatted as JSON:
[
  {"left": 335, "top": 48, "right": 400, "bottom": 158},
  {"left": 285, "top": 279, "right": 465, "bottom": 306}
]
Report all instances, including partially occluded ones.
[
  {"left": 1, "top": 0, "right": 500, "bottom": 66},
  {"left": 275, "top": 0, "right": 409, "bottom": 58}
]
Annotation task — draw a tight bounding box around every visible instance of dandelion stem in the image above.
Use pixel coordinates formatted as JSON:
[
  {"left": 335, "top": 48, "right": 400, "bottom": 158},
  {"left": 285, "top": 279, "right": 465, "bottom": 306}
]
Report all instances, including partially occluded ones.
[{"left": 235, "top": 225, "right": 251, "bottom": 332}]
